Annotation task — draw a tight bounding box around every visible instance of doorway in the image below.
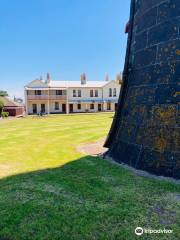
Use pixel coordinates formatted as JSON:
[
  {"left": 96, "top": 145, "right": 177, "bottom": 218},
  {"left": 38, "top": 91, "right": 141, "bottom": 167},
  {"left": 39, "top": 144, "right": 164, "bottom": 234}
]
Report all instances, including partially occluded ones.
[
  {"left": 98, "top": 104, "right": 102, "bottom": 112},
  {"left": 32, "top": 104, "right": 37, "bottom": 114},
  {"left": 62, "top": 104, "right": 66, "bottom": 113},
  {"left": 69, "top": 104, "right": 73, "bottom": 113},
  {"left": 115, "top": 103, "right": 118, "bottom": 111},
  {"left": 41, "top": 104, "right": 46, "bottom": 113}
]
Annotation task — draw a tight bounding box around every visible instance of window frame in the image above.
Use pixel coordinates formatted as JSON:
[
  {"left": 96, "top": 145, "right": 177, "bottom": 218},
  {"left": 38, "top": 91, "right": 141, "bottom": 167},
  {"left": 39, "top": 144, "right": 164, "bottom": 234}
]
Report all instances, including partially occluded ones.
[
  {"left": 90, "top": 89, "right": 94, "bottom": 97},
  {"left": 55, "top": 102, "right": 60, "bottom": 110},
  {"left": 35, "top": 90, "right": 41, "bottom": 95},
  {"left": 73, "top": 90, "right": 76, "bottom": 97},
  {"left": 95, "top": 89, "right": 98, "bottom": 97},
  {"left": 109, "top": 88, "right": 112, "bottom": 97},
  {"left": 90, "top": 103, "right": 94, "bottom": 110},
  {"left": 113, "top": 88, "right": 117, "bottom": 97},
  {"left": 56, "top": 90, "right": 63, "bottom": 96},
  {"left": 78, "top": 90, "right": 81, "bottom": 97}
]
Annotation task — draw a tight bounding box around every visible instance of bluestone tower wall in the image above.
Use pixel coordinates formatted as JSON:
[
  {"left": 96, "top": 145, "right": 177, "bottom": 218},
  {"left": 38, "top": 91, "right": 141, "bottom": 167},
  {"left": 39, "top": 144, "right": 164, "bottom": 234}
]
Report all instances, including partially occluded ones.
[{"left": 105, "top": 0, "right": 180, "bottom": 178}]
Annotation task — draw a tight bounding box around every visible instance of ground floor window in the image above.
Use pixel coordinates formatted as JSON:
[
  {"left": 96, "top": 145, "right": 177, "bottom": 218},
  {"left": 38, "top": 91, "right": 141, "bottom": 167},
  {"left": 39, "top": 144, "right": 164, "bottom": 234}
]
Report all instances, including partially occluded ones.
[
  {"left": 107, "top": 102, "right": 111, "bottom": 110},
  {"left": 90, "top": 104, "right": 94, "bottom": 110},
  {"left": 55, "top": 102, "right": 59, "bottom": 110},
  {"left": 77, "top": 104, "right": 81, "bottom": 110}
]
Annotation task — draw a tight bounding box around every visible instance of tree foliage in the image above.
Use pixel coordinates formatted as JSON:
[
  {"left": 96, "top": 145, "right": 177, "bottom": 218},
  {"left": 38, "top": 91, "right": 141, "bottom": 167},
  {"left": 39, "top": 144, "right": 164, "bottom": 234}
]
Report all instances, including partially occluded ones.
[
  {"left": 0, "top": 100, "right": 4, "bottom": 113},
  {"left": 0, "top": 90, "right": 8, "bottom": 97}
]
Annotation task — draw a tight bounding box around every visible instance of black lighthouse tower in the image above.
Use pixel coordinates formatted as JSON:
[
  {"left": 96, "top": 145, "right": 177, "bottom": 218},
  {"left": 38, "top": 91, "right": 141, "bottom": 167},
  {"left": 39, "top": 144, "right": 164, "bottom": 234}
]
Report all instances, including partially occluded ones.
[{"left": 105, "top": 0, "right": 180, "bottom": 179}]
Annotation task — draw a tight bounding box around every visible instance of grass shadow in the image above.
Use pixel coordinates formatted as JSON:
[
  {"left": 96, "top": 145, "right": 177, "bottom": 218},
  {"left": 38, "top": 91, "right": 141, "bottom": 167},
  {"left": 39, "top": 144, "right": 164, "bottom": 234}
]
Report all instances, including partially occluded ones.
[{"left": 0, "top": 155, "right": 180, "bottom": 240}]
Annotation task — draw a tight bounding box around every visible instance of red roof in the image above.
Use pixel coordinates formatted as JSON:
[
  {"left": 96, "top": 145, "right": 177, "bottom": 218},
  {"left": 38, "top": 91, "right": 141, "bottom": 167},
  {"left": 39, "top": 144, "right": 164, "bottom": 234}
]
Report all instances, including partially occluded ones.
[{"left": 0, "top": 96, "right": 23, "bottom": 107}]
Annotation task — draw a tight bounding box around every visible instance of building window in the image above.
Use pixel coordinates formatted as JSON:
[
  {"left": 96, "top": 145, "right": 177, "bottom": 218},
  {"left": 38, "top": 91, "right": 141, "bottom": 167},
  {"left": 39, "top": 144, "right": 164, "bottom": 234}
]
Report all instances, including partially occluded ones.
[
  {"left": 113, "top": 88, "right": 117, "bottom": 97},
  {"left": 56, "top": 90, "right": 62, "bottom": 95},
  {"left": 95, "top": 90, "right": 98, "bottom": 97},
  {"left": 77, "top": 104, "right": 81, "bottom": 110},
  {"left": 90, "top": 90, "right": 93, "bottom": 97},
  {"left": 109, "top": 88, "right": 112, "bottom": 97},
  {"left": 107, "top": 102, "right": 111, "bottom": 110},
  {"left": 55, "top": 102, "right": 59, "bottom": 110},
  {"left": 73, "top": 90, "right": 76, "bottom": 97},
  {"left": 35, "top": 90, "right": 41, "bottom": 95},
  {"left": 90, "top": 104, "right": 94, "bottom": 110},
  {"left": 78, "top": 90, "right": 81, "bottom": 97}
]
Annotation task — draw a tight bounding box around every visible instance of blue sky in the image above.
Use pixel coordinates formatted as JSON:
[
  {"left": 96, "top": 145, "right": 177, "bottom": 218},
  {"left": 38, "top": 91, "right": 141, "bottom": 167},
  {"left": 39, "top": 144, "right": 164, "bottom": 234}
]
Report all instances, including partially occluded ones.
[{"left": 0, "top": 0, "right": 130, "bottom": 98}]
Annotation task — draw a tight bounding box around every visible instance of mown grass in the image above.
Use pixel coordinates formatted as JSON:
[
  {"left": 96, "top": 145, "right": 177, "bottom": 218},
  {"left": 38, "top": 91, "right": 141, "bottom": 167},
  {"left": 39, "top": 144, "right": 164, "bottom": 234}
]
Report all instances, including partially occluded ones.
[{"left": 0, "top": 113, "right": 180, "bottom": 240}]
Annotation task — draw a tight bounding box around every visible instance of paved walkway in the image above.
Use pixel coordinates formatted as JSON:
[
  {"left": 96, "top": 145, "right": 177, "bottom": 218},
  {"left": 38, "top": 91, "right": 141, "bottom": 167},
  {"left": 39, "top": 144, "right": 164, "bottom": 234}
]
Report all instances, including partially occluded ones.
[{"left": 77, "top": 138, "right": 107, "bottom": 156}]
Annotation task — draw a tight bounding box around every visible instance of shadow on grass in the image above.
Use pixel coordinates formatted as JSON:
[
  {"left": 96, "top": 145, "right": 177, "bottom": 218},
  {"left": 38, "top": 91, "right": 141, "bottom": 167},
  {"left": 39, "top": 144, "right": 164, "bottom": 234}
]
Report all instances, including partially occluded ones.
[{"left": 0, "top": 155, "right": 180, "bottom": 240}]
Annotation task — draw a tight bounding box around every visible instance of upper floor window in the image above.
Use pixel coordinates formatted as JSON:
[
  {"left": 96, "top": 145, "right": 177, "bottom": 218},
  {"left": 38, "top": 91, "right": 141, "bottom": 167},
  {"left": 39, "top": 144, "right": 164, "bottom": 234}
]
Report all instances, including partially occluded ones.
[
  {"left": 113, "top": 88, "right": 117, "bottom": 97},
  {"left": 56, "top": 90, "right": 63, "bottom": 95},
  {"left": 73, "top": 90, "right": 76, "bottom": 97},
  {"left": 55, "top": 102, "right": 59, "bottom": 110},
  {"left": 95, "top": 90, "right": 98, "bottom": 97},
  {"left": 78, "top": 90, "right": 81, "bottom": 97},
  {"left": 35, "top": 90, "right": 41, "bottom": 95},
  {"left": 109, "top": 88, "right": 112, "bottom": 97},
  {"left": 90, "top": 90, "right": 93, "bottom": 97}
]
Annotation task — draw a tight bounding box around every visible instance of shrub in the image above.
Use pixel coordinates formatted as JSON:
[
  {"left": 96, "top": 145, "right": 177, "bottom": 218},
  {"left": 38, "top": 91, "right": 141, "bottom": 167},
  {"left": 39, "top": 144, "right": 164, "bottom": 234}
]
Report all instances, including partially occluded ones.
[
  {"left": 0, "top": 100, "right": 4, "bottom": 114},
  {"left": 1, "top": 112, "right": 9, "bottom": 118}
]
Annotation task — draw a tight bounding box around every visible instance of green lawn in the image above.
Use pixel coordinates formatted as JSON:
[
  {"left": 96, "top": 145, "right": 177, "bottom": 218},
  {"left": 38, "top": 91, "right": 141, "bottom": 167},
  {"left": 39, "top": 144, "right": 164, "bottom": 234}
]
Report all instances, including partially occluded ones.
[{"left": 0, "top": 113, "right": 179, "bottom": 240}]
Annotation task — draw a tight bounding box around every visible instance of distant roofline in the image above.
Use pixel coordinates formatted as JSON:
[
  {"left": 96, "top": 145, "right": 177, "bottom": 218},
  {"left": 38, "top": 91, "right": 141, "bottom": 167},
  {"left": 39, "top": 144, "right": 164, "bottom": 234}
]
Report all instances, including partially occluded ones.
[{"left": 25, "top": 79, "right": 119, "bottom": 89}]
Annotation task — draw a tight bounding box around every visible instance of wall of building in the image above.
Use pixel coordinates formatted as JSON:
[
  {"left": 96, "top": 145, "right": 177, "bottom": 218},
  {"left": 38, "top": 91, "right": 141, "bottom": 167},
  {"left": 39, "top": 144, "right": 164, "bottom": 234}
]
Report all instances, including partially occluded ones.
[
  {"left": 25, "top": 80, "right": 121, "bottom": 114},
  {"left": 49, "top": 101, "right": 66, "bottom": 113},
  {"left": 67, "top": 87, "right": 103, "bottom": 102},
  {"left": 27, "top": 101, "right": 48, "bottom": 114},
  {"left": 103, "top": 81, "right": 120, "bottom": 100}
]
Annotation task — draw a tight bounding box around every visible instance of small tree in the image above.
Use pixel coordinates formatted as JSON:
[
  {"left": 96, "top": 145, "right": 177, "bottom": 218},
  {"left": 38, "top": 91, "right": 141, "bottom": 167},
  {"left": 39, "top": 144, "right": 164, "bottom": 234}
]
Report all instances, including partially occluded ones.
[
  {"left": 0, "top": 90, "right": 8, "bottom": 97},
  {"left": 0, "top": 100, "right": 4, "bottom": 114}
]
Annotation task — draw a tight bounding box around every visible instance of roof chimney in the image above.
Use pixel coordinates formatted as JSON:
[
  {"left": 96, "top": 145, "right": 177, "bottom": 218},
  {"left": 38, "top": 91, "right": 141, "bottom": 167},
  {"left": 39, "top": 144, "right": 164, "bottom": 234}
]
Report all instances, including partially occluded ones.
[
  {"left": 105, "top": 74, "right": 109, "bottom": 82},
  {"left": 80, "top": 73, "right": 86, "bottom": 85},
  {"left": 46, "top": 72, "right": 51, "bottom": 84},
  {"left": 116, "top": 72, "right": 123, "bottom": 84}
]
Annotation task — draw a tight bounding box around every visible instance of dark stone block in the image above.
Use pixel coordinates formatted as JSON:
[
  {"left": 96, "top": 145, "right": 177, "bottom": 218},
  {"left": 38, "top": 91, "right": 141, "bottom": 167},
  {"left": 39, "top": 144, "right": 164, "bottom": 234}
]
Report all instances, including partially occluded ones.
[
  {"left": 157, "top": 39, "right": 180, "bottom": 63},
  {"left": 134, "top": 46, "right": 157, "bottom": 68},
  {"left": 138, "top": 148, "right": 178, "bottom": 177},
  {"left": 130, "top": 61, "right": 180, "bottom": 86},
  {"left": 134, "top": 31, "right": 148, "bottom": 51},
  {"left": 126, "top": 86, "right": 156, "bottom": 105},
  {"left": 136, "top": 7, "right": 158, "bottom": 33},
  {"left": 155, "top": 83, "right": 180, "bottom": 104},
  {"left": 121, "top": 104, "right": 153, "bottom": 126},
  {"left": 157, "top": 0, "right": 180, "bottom": 23},
  {"left": 152, "top": 104, "right": 177, "bottom": 126},
  {"left": 148, "top": 19, "right": 179, "bottom": 46},
  {"left": 110, "top": 141, "right": 142, "bottom": 168}
]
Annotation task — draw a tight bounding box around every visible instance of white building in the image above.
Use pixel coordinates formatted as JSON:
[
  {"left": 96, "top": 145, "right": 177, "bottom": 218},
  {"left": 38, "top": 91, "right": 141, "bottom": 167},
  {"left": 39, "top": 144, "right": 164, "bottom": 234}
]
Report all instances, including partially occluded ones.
[{"left": 25, "top": 73, "right": 121, "bottom": 114}]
